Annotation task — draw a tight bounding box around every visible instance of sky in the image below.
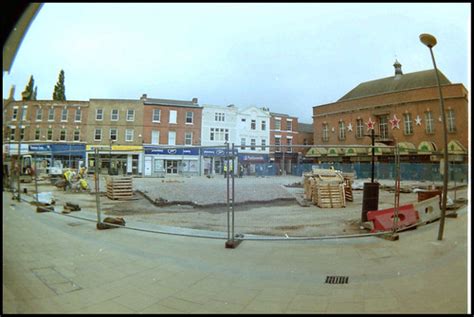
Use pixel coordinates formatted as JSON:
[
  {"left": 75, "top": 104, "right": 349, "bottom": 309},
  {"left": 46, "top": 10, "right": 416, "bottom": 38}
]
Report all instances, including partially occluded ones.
[{"left": 2, "top": 3, "right": 471, "bottom": 123}]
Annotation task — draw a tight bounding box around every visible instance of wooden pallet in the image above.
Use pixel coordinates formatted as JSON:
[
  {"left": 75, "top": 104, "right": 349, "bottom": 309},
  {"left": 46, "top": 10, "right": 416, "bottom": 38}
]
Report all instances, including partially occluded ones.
[
  {"left": 106, "top": 176, "right": 133, "bottom": 200},
  {"left": 314, "top": 183, "right": 345, "bottom": 208}
]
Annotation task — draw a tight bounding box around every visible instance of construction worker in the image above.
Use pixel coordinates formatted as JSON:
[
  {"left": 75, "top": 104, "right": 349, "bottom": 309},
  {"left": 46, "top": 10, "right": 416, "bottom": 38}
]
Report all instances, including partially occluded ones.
[
  {"left": 223, "top": 163, "right": 227, "bottom": 178},
  {"left": 78, "top": 165, "right": 87, "bottom": 179},
  {"left": 63, "top": 169, "right": 73, "bottom": 191}
]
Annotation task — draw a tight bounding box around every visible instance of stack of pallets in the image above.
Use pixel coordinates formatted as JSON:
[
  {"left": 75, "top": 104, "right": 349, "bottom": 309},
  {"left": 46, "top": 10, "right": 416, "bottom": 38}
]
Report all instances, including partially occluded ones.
[
  {"left": 106, "top": 176, "right": 133, "bottom": 200},
  {"left": 303, "top": 169, "right": 346, "bottom": 208},
  {"left": 342, "top": 172, "right": 354, "bottom": 202}
]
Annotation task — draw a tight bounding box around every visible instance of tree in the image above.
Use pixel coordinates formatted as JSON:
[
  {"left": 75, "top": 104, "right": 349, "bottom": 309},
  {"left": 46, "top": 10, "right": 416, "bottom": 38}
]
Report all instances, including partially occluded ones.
[
  {"left": 52, "top": 69, "right": 66, "bottom": 100},
  {"left": 21, "top": 75, "right": 35, "bottom": 100}
]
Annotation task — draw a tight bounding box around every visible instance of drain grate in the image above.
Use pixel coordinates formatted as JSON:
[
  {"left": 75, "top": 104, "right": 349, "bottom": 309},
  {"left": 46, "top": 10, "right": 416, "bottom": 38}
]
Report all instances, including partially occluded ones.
[
  {"left": 67, "top": 222, "right": 83, "bottom": 227},
  {"left": 325, "top": 276, "right": 349, "bottom": 284}
]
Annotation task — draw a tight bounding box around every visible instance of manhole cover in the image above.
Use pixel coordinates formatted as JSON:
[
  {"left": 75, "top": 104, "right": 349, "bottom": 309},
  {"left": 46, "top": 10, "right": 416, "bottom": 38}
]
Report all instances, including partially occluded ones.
[{"left": 325, "top": 276, "right": 349, "bottom": 284}]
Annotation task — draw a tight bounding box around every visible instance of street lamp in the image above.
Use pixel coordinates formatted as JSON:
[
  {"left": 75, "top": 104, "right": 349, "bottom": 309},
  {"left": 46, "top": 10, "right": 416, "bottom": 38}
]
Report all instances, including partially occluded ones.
[{"left": 419, "top": 33, "right": 449, "bottom": 241}]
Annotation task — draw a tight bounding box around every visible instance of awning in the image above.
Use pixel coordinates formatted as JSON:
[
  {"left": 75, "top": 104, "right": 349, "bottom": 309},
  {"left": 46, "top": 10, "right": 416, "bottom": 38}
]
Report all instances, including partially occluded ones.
[
  {"left": 368, "top": 142, "right": 393, "bottom": 156},
  {"left": 305, "top": 147, "right": 327, "bottom": 157},
  {"left": 327, "top": 147, "right": 345, "bottom": 157},
  {"left": 345, "top": 147, "right": 368, "bottom": 156},
  {"left": 417, "top": 141, "right": 437, "bottom": 154},
  {"left": 446, "top": 140, "right": 467, "bottom": 154},
  {"left": 397, "top": 142, "right": 417, "bottom": 155}
]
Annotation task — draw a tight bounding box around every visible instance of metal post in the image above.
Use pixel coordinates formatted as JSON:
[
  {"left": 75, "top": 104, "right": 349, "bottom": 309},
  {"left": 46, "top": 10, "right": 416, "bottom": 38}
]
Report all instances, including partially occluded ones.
[
  {"left": 34, "top": 153, "right": 39, "bottom": 204},
  {"left": 427, "top": 47, "right": 449, "bottom": 241},
  {"left": 16, "top": 105, "right": 24, "bottom": 201},
  {"left": 231, "top": 143, "right": 235, "bottom": 241},
  {"left": 226, "top": 142, "right": 230, "bottom": 241},
  {"left": 371, "top": 129, "right": 375, "bottom": 183},
  {"left": 94, "top": 148, "right": 102, "bottom": 224}
]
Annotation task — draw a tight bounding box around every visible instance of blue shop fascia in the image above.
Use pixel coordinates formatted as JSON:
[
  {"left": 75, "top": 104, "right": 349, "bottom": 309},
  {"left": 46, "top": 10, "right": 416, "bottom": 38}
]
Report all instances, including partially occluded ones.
[{"left": 28, "top": 143, "right": 86, "bottom": 168}]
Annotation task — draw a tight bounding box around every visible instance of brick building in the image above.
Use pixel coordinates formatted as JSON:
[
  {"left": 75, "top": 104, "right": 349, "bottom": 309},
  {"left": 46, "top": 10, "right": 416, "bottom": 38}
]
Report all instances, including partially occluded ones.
[
  {"left": 141, "top": 95, "right": 202, "bottom": 177},
  {"left": 310, "top": 61, "right": 469, "bottom": 164},
  {"left": 295, "top": 122, "right": 314, "bottom": 163},
  {"left": 269, "top": 112, "right": 298, "bottom": 174},
  {"left": 86, "top": 98, "right": 144, "bottom": 175},
  {"left": 3, "top": 97, "right": 89, "bottom": 169}
]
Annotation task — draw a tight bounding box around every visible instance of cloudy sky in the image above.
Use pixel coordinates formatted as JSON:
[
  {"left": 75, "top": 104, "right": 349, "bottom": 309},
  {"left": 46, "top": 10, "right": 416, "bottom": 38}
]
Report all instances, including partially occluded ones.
[{"left": 2, "top": 3, "right": 470, "bottom": 123}]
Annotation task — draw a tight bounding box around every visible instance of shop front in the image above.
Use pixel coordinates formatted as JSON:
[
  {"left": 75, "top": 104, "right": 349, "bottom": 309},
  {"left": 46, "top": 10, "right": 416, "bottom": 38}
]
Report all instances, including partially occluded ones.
[
  {"left": 201, "top": 147, "right": 239, "bottom": 176},
  {"left": 50, "top": 144, "right": 86, "bottom": 169},
  {"left": 86, "top": 145, "right": 143, "bottom": 176},
  {"left": 238, "top": 153, "right": 269, "bottom": 176},
  {"left": 143, "top": 146, "right": 200, "bottom": 177}
]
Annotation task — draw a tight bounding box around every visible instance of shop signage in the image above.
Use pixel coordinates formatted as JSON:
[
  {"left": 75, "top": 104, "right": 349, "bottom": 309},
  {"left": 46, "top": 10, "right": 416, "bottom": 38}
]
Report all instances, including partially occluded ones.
[
  {"left": 144, "top": 146, "right": 199, "bottom": 156},
  {"left": 29, "top": 144, "right": 52, "bottom": 152},
  {"left": 201, "top": 148, "right": 238, "bottom": 157}
]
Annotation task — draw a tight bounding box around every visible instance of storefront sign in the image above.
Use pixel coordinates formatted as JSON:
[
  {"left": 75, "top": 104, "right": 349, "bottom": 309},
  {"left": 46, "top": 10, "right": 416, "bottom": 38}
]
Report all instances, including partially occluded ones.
[
  {"left": 238, "top": 154, "right": 269, "bottom": 163},
  {"left": 29, "top": 144, "right": 52, "bottom": 152},
  {"left": 51, "top": 144, "right": 86, "bottom": 156},
  {"left": 144, "top": 146, "right": 199, "bottom": 156},
  {"left": 201, "top": 148, "right": 238, "bottom": 157}
]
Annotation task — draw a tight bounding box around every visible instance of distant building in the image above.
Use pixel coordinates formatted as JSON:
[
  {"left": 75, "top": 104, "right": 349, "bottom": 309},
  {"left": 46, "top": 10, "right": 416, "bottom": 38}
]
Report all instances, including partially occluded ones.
[
  {"left": 269, "top": 112, "right": 298, "bottom": 174},
  {"left": 309, "top": 60, "right": 468, "bottom": 164},
  {"left": 295, "top": 122, "right": 314, "bottom": 163},
  {"left": 141, "top": 95, "right": 202, "bottom": 177},
  {"left": 86, "top": 98, "right": 144, "bottom": 175}
]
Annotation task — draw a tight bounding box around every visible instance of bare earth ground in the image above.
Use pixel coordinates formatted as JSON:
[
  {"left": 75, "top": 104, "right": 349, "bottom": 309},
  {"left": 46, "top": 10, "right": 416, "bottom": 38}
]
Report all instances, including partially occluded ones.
[{"left": 18, "top": 175, "right": 468, "bottom": 237}]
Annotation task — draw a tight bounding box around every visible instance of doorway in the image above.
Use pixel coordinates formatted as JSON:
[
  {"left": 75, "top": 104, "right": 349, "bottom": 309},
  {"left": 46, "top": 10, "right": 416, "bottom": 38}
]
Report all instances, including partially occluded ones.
[{"left": 166, "top": 160, "right": 178, "bottom": 174}]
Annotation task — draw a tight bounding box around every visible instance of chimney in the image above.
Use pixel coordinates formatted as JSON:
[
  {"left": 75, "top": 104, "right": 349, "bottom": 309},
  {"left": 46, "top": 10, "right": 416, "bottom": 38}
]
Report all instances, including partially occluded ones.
[
  {"left": 140, "top": 93, "right": 147, "bottom": 100},
  {"left": 8, "top": 85, "right": 15, "bottom": 100},
  {"left": 393, "top": 59, "right": 403, "bottom": 78},
  {"left": 192, "top": 97, "right": 198, "bottom": 103}
]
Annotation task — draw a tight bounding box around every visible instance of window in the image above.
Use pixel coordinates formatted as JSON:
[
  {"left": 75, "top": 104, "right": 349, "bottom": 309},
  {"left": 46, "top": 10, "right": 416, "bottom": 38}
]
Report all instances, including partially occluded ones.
[
  {"left": 224, "top": 129, "right": 229, "bottom": 141},
  {"left": 356, "top": 119, "right": 364, "bottom": 138},
  {"left": 111, "top": 109, "right": 119, "bottom": 121},
  {"left": 447, "top": 109, "right": 456, "bottom": 132},
  {"left": 73, "top": 129, "right": 80, "bottom": 141},
  {"left": 60, "top": 129, "right": 67, "bottom": 141},
  {"left": 35, "top": 128, "right": 41, "bottom": 140},
  {"left": 75, "top": 109, "right": 82, "bottom": 122},
  {"left": 10, "top": 128, "right": 16, "bottom": 141},
  {"left": 36, "top": 108, "right": 42, "bottom": 121},
  {"left": 379, "top": 115, "right": 389, "bottom": 138},
  {"left": 151, "top": 130, "right": 160, "bottom": 145},
  {"left": 286, "top": 120, "right": 292, "bottom": 131},
  {"left": 275, "top": 119, "right": 281, "bottom": 130},
  {"left": 215, "top": 112, "right": 225, "bottom": 121},
  {"left": 261, "top": 120, "right": 266, "bottom": 131},
  {"left": 168, "top": 131, "right": 176, "bottom": 145},
  {"left": 152, "top": 109, "right": 160, "bottom": 122},
  {"left": 21, "top": 105, "right": 27, "bottom": 121},
  {"left": 126, "top": 109, "right": 135, "bottom": 121},
  {"left": 261, "top": 139, "right": 266, "bottom": 150},
  {"left": 287, "top": 138, "right": 292, "bottom": 152},
  {"left": 125, "top": 129, "right": 134, "bottom": 142},
  {"left": 169, "top": 110, "right": 177, "bottom": 124},
  {"left": 48, "top": 108, "right": 55, "bottom": 121},
  {"left": 210, "top": 128, "right": 215, "bottom": 141},
  {"left": 20, "top": 128, "right": 25, "bottom": 141},
  {"left": 303, "top": 138, "right": 308, "bottom": 146},
  {"left": 425, "top": 111, "right": 434, "bottom": 134},
  {"left": 186, "top": 111, "right": 193, "bottom": 124},
  {"left": 185, "top": 132, "right": 193, "bottom": 145},
  {"left": 210, "top": 128, "right": 228, "bottom": 141},
  {"left": 338, "top": 121, "right": 346, "bottom": 140},
  {"left": 47, "top": 128, "right": 53, "bottom": 141},
  {"left": 61, "top": 108, "right": 68, "bottom": 121},
  {"left": 241, "top": 118, "right": 246, "bottom": 122},
  {"left": 110, "top": 128, "right": 118, "bottom": 141},
  {"left": 94, "top": 128, "right": 102, "bottom": 141},
  {"left": 275, "top": 137, "right": 281, "bottom": 151},
  {"left": 96, "top": 109, "right": 103, "bottom": 121},
  {"left": 240, "top": 138, "right": 246, "bottom": 150},
  {"left": 12, "top": 107, "right": 18, "bottom": 120},
  {"left": 403, "top": 113, "right": 413, "bottom": 135},
  {"left": 322, "top": 124, "right": 329, "bottom": 142},
  {"left": 251, "top": 120, "right": 256, "bottom": 130},
  {"left": 250, "top": 139, "right": 256, "bottom": 150}
]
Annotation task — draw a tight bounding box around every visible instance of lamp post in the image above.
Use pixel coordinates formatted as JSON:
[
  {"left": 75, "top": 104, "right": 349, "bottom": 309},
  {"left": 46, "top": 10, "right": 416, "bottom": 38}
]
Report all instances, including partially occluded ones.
[{"left": 419, "top": 33, "right": 449, "bottom": 241}]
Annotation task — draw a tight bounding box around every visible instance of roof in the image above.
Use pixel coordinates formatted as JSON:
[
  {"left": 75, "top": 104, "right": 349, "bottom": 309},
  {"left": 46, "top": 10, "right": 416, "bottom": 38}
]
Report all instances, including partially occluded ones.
[
  {"left": 298, "top": 123, "right": 313, "bottom": 133},
  {"left": 143, "top": 98, "right": 200, "bottom": 108},
  {"left": 338, "top": 69, "right": 451, "bottom": 101}
]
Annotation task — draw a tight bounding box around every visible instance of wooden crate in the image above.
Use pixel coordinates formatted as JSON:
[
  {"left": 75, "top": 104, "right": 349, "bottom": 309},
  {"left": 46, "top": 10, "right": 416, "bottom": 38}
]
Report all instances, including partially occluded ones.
[
  {"left": 314, "top": 182, "right": 345, "bottom": 208},
  {"left": 106, "top": 176, "right": 133, "bottom": 200}
]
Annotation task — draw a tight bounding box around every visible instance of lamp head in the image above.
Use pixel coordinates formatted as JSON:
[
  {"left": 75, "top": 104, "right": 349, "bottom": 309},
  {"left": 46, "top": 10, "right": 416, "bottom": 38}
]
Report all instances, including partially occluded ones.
[{"left": 419, "top": 33, "right": 437, "bottom": 48}]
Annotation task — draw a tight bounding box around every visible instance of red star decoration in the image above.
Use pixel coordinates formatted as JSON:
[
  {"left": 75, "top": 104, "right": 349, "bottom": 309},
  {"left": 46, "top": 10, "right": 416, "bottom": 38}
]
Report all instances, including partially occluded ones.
[
  {"left": 366, "top": 117, "right": 375, "bottom": 130},
  {"left": 389, "top": 114, "right": 401, "bottom": 129}
]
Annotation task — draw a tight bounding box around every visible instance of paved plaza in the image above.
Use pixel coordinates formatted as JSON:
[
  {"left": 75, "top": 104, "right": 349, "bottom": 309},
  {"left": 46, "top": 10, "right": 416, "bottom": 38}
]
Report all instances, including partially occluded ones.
[{"left": 2, "top": 179, "right": 470, "bottom": 313}]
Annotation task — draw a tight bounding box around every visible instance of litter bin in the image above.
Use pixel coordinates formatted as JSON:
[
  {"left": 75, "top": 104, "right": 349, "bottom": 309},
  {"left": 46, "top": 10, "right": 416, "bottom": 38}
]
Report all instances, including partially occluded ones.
[{"left": 361, "top": 182, "right": 380, "bottom": 222}]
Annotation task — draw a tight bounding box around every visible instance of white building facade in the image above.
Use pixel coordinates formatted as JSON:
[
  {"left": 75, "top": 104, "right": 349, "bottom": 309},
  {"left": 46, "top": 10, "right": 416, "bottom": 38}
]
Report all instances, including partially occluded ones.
[
  {"left": 236, "top": 106, "right": 270, "bottom": 175},
  {"left": 200, "top": 104, "right": 238, "bottom": 175}
]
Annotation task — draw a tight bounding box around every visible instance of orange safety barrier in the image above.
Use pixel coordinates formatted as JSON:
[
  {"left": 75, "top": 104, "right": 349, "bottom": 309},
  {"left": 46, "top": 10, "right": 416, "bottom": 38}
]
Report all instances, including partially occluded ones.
[{"left": 367, "top": 204, "right": 420, "bottom": 233}]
